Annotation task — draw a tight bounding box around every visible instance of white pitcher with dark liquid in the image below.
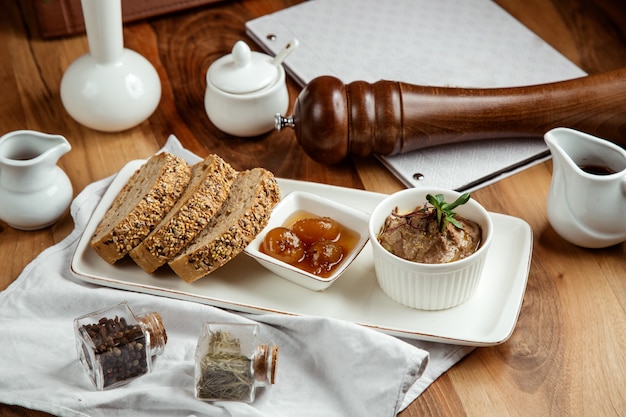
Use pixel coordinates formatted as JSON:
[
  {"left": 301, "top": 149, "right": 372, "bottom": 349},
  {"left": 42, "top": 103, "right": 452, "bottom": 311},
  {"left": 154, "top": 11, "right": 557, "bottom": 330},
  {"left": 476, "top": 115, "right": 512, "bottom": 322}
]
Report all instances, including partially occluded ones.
[
  {"left": 544, "top": 127, "right": 626, "bottom": 248},
  {"left": 0, "top": 130, "right": 73, "bottom": 230}
]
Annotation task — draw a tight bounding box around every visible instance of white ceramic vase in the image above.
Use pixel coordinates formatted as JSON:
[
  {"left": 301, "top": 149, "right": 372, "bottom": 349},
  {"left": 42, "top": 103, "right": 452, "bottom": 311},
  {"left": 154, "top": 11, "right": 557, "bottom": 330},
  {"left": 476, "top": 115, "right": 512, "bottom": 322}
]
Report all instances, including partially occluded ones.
[{"left": 60, "top": 0, "right": 161, "bottom": 132}]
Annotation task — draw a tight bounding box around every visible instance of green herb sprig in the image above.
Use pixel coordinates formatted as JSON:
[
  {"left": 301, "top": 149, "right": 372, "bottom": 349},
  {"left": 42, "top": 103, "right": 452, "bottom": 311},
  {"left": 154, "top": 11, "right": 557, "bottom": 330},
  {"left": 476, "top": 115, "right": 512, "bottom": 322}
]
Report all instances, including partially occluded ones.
[{"left": 426, "top": 193, "right": 471, "bottom": 232}]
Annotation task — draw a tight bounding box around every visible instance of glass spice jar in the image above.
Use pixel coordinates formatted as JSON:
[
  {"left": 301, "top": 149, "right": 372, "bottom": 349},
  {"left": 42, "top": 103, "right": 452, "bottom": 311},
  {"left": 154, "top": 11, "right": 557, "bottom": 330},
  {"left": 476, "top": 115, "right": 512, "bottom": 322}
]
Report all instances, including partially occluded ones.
[
  {"left": 73, "top": 302, "right": 167, "bottom": 390},
  {"left": 195, "top": 322, "right": 278, "bottom": 402}
]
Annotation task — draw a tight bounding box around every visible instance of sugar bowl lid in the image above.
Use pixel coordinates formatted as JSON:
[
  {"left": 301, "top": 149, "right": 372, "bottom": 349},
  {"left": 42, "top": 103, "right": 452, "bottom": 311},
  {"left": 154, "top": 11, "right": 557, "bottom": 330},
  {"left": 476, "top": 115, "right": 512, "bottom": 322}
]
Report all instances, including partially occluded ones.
[{"left": 208, "top": 41, "right": 278, "bottom": 94}]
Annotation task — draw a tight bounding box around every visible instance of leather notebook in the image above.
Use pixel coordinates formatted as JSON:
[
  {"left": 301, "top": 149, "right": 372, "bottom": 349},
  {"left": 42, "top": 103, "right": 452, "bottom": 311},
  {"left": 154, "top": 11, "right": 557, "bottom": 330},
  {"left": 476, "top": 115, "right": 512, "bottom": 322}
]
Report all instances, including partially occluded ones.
[{"left": 32, "top": 0, "right": 222, "bottom": 38}]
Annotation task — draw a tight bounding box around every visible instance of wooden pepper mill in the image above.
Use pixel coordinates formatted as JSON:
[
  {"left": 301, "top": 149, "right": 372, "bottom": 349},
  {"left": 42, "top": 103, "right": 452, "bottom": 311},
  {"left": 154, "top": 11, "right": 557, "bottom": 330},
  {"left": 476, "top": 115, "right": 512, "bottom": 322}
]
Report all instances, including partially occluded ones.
[{"left": 275, "top": 68, "right": 626, "bottom": 164}]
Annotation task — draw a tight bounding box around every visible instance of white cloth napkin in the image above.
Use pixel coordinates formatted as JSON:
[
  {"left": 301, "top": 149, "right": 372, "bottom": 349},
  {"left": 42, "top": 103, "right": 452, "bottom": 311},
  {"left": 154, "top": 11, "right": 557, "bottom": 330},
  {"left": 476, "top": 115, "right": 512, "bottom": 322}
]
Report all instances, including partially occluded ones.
[{"left": 0, "top": 136, "right": 473, "bottom": 417}]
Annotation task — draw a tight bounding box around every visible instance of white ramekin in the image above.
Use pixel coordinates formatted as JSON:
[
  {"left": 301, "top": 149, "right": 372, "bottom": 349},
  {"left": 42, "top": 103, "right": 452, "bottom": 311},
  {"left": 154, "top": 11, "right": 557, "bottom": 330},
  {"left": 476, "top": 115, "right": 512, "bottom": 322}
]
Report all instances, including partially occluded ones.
[{"left": 368, "top": 188, "right": 493, "bottom": 310}]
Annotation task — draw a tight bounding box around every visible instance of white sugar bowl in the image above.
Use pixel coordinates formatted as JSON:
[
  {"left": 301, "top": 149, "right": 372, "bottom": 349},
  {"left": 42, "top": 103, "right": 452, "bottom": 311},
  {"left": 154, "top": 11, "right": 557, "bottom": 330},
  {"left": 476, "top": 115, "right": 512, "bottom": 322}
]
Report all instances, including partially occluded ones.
[{"left": 204, "top": 40, "right": 296, "bottom": 137}]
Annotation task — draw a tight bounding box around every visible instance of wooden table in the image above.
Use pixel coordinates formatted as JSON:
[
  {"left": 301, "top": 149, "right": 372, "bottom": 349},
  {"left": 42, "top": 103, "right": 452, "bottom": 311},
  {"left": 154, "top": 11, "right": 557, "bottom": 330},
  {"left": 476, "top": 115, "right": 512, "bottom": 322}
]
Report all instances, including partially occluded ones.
[{"left": 2, "top": 1, "right": 625, "bottom": 416}]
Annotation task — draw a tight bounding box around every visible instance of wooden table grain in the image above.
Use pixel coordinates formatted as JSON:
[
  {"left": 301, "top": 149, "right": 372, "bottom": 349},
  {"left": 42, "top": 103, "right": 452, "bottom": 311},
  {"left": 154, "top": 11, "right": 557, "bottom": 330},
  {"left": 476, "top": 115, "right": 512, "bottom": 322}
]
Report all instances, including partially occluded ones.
[{"left": 1, "top": 1, "right": 625, "bottom": 416}]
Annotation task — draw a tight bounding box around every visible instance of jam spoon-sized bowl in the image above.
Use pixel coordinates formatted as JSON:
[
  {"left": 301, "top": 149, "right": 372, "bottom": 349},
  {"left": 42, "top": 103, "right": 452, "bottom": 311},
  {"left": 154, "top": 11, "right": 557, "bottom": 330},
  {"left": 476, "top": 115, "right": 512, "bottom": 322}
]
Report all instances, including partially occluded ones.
[{"left": 245, "top": 191, "right": 370, "bottom": 291}]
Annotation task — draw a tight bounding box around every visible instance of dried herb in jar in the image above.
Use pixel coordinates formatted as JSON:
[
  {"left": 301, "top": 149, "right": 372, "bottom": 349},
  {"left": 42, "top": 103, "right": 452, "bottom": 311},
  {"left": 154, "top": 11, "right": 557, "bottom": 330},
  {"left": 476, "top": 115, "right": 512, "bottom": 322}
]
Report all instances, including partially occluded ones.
[{"left": 195, "top": 323, "right": 278, "bottom": 402}]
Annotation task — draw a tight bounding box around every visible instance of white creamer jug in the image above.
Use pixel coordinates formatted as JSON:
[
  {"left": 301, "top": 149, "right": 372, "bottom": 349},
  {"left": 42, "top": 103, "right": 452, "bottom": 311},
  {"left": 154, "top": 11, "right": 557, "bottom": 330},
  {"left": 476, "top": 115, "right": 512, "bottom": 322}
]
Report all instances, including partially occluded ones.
[
  {"left": 0, "top": 130, "right": 73, "bottom": 230},
  {"left": 545, "top": 127, "right": 626, "bottom": 248}
]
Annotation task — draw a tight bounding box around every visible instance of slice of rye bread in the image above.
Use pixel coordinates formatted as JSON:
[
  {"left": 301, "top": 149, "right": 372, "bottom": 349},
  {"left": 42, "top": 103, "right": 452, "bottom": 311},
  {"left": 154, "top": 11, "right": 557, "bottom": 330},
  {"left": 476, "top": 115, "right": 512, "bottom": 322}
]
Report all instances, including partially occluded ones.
[
  {"left": 90, "top": 152, "right": 191, "bottom": 264},
  {"left": 129, "top": 154, "right": 237, "bottom": 273},
  {"left": 168, "top": 167, "right": 281, "bottom": 283}
]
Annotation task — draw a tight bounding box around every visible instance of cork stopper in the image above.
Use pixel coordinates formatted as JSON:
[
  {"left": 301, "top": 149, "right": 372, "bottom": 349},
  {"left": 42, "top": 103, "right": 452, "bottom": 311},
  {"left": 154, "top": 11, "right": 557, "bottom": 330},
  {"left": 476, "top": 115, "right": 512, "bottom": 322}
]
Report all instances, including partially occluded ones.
[
  {"left": 138, "top": 311, "right": 167, "bottom": 356},
  {"left": 270, "top": 345, "right": 278, "bottom": 384},
  {"left": 254, "top": 344, "right": 278, "bottom": 386}
]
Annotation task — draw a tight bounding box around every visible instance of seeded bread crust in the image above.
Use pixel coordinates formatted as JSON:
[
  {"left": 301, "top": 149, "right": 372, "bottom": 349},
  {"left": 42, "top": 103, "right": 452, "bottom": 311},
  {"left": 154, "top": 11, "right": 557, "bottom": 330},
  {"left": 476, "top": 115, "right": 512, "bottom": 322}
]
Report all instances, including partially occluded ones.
[
  {"left": 90, "top": 152, "right": 191, "bottom": 264},
  {"left": 168, "top": 168, "right": 281, "bottom": 283},
  {"left": 129, "top": 154, "right": 237, "bottom": 273}
]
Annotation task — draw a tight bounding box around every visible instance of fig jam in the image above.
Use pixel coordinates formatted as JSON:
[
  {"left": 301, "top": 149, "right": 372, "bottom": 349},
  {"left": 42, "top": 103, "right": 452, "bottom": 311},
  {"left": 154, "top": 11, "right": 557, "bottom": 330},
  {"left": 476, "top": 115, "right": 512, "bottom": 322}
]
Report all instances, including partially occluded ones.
[{"left": 260, "top": 211, "right": 360, "bottom": 278}]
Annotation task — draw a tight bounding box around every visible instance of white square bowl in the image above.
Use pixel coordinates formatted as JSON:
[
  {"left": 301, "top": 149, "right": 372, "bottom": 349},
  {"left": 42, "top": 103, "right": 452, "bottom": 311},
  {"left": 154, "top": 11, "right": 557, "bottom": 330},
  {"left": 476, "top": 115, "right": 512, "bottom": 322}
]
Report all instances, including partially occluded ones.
[{"left": 244, "top": 191, "right": 370, "bottom": 291}]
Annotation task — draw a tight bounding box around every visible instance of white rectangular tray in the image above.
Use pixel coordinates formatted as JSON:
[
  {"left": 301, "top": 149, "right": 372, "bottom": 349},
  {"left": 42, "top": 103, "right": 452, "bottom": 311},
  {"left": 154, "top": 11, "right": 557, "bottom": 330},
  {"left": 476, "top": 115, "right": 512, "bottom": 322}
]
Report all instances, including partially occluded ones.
[{"left": 71, "top": 160, "right": 532, "bottom": 346}]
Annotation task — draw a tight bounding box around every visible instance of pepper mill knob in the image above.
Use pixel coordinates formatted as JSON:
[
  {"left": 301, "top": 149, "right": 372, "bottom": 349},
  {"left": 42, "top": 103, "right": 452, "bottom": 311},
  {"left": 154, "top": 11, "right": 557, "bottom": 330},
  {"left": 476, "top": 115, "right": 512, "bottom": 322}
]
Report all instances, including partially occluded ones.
[
  {"left": 275, "top": 114, "right": 295, "bottom": 130},
  {"left": 277, "top": 68, "right": 626, "bottom": 164}
]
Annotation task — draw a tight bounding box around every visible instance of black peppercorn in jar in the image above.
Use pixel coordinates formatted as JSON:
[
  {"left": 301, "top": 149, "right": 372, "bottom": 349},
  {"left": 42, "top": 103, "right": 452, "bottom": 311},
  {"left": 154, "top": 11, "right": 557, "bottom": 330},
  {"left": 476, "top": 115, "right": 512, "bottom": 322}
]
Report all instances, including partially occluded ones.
[
  {"left": 73, "top": 302, "right": 167, "bottom": 390},
  {"left": 195, "top": 323, "right": 278, "bottom": 402}
]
